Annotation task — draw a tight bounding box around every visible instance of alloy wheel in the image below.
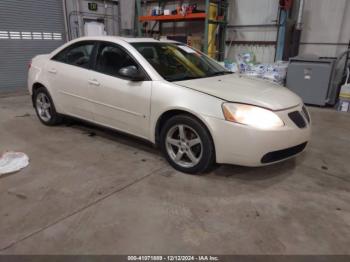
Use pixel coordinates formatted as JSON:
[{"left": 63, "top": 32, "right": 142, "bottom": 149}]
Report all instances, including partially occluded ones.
[
  {"left": 165, "top": 124, "right": 203, "bottom": 168},
  {"left": 36, "top": 92, "right": 52, "bottom": 122}
]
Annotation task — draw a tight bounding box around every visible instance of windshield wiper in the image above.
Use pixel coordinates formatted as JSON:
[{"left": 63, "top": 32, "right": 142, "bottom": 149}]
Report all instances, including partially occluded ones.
[
  {"left": 169, "top": 75, "right": 203, "bottom": 82},
  {"left": 209, "top": 71, "right": 233, "bottom": 77},
  {"left": 168, "top": 71, "right": 232, "bottom": 82}
]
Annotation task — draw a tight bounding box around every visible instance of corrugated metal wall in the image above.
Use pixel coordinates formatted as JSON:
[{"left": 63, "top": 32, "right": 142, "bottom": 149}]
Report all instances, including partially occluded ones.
[
  {"left": 225, "top": 0, "right": 279, "bottom": 63},
  {"left": 0, "top": 0, "right": 66, "bottom": 92},
  {"left": 226, "top": 0, "right": 350, "bottom": 63},
  {"left": 299, "top": 0, "right": 350, "bottom": 57}
]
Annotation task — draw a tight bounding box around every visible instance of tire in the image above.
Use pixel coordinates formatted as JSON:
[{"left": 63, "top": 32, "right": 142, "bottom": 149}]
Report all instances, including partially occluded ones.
[
  {"left": 160, "top": 114, "right": 215, "bottom": 174},
  {"left": 33, "top": 87, "right": 62, "bottom": 126}
]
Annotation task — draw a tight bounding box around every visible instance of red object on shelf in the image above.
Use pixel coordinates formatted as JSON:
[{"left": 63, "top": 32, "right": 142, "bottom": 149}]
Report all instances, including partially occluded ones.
[
  {"left": 139, "top": 13, "right": 206, "bottom": 22},
  {"left": 279, "top": 0, "right": 293, "bottom": 10}
]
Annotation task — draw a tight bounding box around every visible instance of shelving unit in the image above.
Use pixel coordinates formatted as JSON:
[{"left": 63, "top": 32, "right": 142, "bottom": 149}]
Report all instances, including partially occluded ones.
[
  {"left": 135, "top": 0, "right": 228, "bottom": 61},
  {"left": 139, "top": 13, "right": 206, "bottom": 22}
]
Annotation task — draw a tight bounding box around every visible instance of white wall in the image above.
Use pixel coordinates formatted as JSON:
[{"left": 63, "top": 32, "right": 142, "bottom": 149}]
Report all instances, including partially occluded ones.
[
  {"left": 225, "top": 0, "right": 279, "bottom": 63},
  {"left": 226, "top": 0, "right": 350, "bottom": 63},
  {"left": 299, "top": 0, "right": 350, "bottom": 57},
  {"left": 65, "top": 0, "right": 119, "bottom": 39}
]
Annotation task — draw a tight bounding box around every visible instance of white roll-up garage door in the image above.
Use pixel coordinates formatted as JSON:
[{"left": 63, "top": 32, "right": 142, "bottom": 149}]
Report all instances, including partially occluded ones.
[{"left": 0, "top": 0, "right": 66, "bottom": 92}]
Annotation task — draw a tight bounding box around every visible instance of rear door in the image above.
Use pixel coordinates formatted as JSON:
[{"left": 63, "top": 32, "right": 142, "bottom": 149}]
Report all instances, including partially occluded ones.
[
  {"left": 46, "top": 41, "right": 97, "bottom": 120},
  {"left": 88, "top": 42, "right": 152, "bottom": 139}
]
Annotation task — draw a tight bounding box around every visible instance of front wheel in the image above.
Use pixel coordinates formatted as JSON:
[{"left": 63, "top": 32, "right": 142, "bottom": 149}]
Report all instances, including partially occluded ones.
[
  {"left": 33, "top": 87, "right": 62, "bottom": 126},
  {"left": 160, "top": 115, "right": 215, "bottom": 174}
]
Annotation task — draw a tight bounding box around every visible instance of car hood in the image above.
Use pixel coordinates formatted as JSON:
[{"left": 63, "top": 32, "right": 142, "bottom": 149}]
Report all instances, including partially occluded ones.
[{"left": 174, "top": 74, "right": 302, "bottom": 110}]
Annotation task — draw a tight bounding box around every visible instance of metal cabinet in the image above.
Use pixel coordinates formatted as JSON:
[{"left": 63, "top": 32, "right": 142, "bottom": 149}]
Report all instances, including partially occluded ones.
[{"left": 286, "top": 57, "right": 336, "bottom": 106}]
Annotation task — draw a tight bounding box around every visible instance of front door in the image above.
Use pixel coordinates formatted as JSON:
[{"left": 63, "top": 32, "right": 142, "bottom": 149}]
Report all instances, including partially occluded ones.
[{"left": 89, "top": 42, "right": 152, "bottom": 139}]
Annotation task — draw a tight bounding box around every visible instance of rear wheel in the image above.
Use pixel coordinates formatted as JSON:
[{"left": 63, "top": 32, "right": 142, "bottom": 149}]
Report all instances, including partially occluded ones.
[
  {"left": 33, "top": 87, "right": 62, "bottom": 126},
  {"left": 160, "top": 115, "right": 215, "bottom": 174}
]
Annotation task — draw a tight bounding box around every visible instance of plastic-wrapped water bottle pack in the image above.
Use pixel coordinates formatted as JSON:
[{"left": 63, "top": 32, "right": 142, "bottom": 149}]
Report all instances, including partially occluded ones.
[{"left": 224, "top": 51, "right": 289, "bottom": 85}]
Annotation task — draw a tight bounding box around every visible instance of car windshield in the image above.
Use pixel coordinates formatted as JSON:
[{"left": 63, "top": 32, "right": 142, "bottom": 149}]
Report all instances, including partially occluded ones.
[{"left": 131, "top": 42, "right": 232, "bottom": 82}]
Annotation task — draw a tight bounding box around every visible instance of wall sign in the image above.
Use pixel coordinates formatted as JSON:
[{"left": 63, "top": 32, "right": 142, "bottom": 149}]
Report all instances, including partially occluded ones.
[{"left": 88, "top": 3, "right": 98, "bottom": 11}]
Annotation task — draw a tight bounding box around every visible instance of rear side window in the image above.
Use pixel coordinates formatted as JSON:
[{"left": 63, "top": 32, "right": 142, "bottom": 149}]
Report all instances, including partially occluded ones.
[{"left": 52, "top": 42, "right": 95, "bottom": 69}]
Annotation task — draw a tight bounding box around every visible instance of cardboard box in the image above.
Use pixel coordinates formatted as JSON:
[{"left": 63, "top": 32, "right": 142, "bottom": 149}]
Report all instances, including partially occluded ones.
[{"left": 187, "top": 36, "right": 202, "bottom": 51}]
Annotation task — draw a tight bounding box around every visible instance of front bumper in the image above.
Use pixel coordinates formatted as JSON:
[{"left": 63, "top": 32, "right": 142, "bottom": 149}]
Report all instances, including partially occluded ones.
[{"left": 204, "top": 104, "right": 311, "bottom": 167}]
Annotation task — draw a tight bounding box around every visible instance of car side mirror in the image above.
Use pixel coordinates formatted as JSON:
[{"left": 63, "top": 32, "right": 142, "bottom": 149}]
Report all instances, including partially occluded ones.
[{"left": 118, "top": 66, "right": 145, "bottom": 81}]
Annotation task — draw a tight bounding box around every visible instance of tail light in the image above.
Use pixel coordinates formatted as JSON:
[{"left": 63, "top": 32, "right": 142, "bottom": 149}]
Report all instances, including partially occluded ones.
[{"left": 28, "top": 60, "right": 32, "bottom": 70}]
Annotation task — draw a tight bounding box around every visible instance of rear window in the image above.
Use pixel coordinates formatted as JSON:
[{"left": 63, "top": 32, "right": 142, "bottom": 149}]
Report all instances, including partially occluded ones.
[{"left": 52, "top": 42, "right": 95, "bottom": 69}]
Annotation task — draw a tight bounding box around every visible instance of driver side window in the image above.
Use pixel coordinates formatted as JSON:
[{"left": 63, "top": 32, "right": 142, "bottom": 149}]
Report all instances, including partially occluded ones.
[{"left": 95, "top": 43, "right": 139, "bottom": 78}]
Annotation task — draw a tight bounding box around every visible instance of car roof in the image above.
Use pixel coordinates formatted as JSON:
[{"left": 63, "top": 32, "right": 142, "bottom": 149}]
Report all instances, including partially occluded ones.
[{"left": 73, "top": 36, "right": 161, "bottom": 43}]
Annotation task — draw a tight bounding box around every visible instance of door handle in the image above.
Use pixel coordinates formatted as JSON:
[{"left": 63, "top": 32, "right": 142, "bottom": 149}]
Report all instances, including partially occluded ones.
[
  {"left": 48, "top": 68, "right": 57, "bottom": 74},
  {"left": 88, "top": 79, "right": 100, "bottom": 86}
]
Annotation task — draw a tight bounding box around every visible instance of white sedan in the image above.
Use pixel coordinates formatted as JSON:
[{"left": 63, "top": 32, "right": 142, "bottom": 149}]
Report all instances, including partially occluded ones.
[{"left": 28, "top": 36, "right": 311, "bottom": 174}]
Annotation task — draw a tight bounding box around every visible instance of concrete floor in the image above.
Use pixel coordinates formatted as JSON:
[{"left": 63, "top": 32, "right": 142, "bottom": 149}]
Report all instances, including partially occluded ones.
[{"left": 0, "top": 94, "right": 349, "bottom": 255}]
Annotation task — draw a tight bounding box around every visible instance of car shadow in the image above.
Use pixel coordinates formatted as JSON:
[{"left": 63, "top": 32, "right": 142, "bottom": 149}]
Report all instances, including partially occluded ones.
[
  {"left": 211, "top": 159, "right": 297, "bottom": 182},
  {"left": 64, "top": 117, "right": 161, "bottom": 156},
  {"left": 63, "top": 117, "right": 297, "bottom": 182}
]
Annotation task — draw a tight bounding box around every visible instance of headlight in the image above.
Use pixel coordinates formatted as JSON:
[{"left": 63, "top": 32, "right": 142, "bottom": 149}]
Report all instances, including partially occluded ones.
[{"left": 222, "top": 103, "right": 284, "bottom": 129}]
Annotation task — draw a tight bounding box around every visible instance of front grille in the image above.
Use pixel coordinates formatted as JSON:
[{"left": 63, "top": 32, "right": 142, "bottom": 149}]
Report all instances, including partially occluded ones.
[
  {"left": 302, "top": 106, "right": 310, "bottom": 123},
  {"left": 289, "top": 111, "right": 306, "bottom": 128},
  {"left": 261, "top": 142, "right": 308, "bottom": 164}
]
